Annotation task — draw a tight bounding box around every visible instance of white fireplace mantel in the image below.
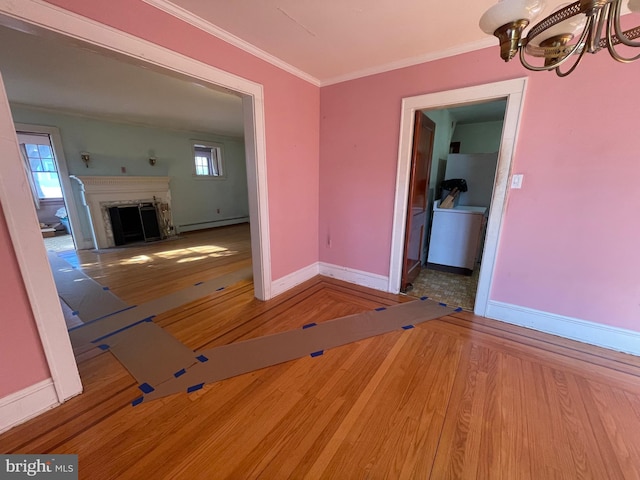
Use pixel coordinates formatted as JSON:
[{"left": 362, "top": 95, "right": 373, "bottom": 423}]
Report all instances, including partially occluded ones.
[{"left": 71, "top": 175, "right": 172, "bottom": 249}]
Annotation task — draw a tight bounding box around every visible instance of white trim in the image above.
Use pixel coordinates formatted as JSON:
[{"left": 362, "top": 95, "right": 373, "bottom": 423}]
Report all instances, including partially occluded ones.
[
  {"left": 0, "top": 379, "right": 59, "bottom": 434},
  {"left": 142, "top": 0, "right": 321, "bottom": 87},
  {"left": 0, "top": 73, "right": 82, "bottom": 402},
  {"left": 319, "top": 262, "right": 389, "bottom": 292},
  {"left": 271, "top": 262, "right": 320, "bottom": 298},
  {"left": 0, "top": 0, "right": 272, "bottom": 300},
  {"left": 0, "top": 0, "right": 274, "bottom": 409},
  {"left": 486, "top": 300, "right": 640, "bottom": 357},
  {"left": 141, "top": 0, "right": 499, "bottom": 88},
  {"left": 14, "top": 123, "right": 92, "bottom": 250},
  {"left": 322, "top": 38, "right": 496, "bottom": 86},
  {"left": 389, "top": 78, "right": 528, "bottom": 319},
  {"left": 242, "top": 92, "right": 271, "bottom": 300}
]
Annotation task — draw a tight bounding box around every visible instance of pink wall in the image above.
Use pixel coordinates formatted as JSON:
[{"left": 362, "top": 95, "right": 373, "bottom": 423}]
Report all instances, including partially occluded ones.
[
  {"left": 0, "top": 206, "right": 50, "bottom": 397},
  {"left": 44, "top": 0, "right": 320, "bottom": 281},
  {"left": 320, "top": 48, "right": 640, "bottom": 331}
]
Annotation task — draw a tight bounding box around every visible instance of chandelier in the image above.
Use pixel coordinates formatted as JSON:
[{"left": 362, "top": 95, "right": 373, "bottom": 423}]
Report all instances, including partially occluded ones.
[{"left": 480, "top": 0, "right": 640, "bottom": 76}]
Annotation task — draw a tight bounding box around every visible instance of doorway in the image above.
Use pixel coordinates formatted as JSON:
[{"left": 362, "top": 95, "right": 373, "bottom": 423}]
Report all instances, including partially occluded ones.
[
  {"left": 389, "top": 78, "right": 527, "bottom": 316},
  {"left": 409, "top": 102, "right": 505, "bottom": 310},
  {"left": 15, "top": 125, "right": 80, "bottom": 253},
  {"left": 0, "top": 6, "right": 272, "bottom": 403}
]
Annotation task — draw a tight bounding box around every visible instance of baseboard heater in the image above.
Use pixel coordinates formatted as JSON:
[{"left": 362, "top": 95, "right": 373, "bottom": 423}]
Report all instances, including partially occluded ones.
[{"left": 177, "top": 216, "right": 249, "bottom": 233}]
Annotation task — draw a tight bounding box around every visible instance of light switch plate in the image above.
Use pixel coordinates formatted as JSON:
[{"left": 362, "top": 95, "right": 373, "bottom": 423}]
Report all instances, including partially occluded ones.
[{"left": 511, "top": 174, "right": 523, "bottom": 189}]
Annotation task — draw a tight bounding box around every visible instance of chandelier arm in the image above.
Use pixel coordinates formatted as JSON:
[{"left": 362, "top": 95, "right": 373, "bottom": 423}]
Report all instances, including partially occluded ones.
[
  {"left": 604, "top": 0, "right": 640, "bottom": 61},
  {"left": 518, "top": 18, "right": 592, "bottom": 72},
  {"left": 554, "top": 42, "right": 590, "bottom": 76},
  {"left": 610, "top": 0, "right": 640, "bottom": 47},
  {"left": 606, "top": 34, "right": 640, "bottom": 62},
  {"left": 589, "top": 4, "right": 609, "bottom": 53},
  {"left": 606, "top": 45, "right": 640, "bottom": 62}
]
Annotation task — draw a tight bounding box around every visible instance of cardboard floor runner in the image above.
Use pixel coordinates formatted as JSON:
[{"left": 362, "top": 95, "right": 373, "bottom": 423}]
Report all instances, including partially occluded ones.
[
  {"left": 133, "top": 298, "right": 456, "bottom": 403},
  {"left": 99, "top": 321, "right": 199, "bottom": 389},
  {"left": 68, "top": 266, "right": 253, "bottom": 351},
  {"left": 48, "top": 251, "right": 129, "bottom": 322}
]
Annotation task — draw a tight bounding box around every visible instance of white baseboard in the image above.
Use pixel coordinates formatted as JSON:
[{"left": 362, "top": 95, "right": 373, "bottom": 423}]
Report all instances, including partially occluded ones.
[
  {"left": 271, "top": 262, "right": 320, "bottom": 297},
  {"left": 319, "top": 262, "right": 390, "bottom": 292},
  {"left": 271, "top": 262, "right": 391, "bottom": 298},
  {"left": 486, "top": 300, "right": 640, "bottom": 356},
  {"left": 177, "top": 217, "right": 249, "bottom": 233},
  {"left": 0, "top": 379, "right": 59, "bottom": 434}
]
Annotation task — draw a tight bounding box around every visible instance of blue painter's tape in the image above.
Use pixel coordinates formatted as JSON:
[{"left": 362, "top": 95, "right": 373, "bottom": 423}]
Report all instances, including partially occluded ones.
[
  {"left": 196, "top": 355, "right": 209, "bottom": 363},
  {"left": 375, "top": 307, "right": 387, "bottom": 311},
  {"left": 454, "top": 307, "right": 463, "bottom": 312},
  {"left": 194, "top": 281, "right": 204, "bottom": 286},
  {"left": 216, "top": 287, "right": 225, "bottom": 291},
  {"left": 174, "top": 369, "right": 186, "bottom": 378},
  {"left": 310, "top": 350, "right": 324, "bottom": 357},
  {"left": 97, "top": 344, "right": 110, "bottom": 351},
  {"left": 302, "top": 322, "right": 317, "bottom": 329},
  {"left": 439, "top": 302, "right": 447, "bottom": 307},
  {"left": 67, "top": 305, "right": 137, "bottom": 332},
  {"left": 90, "top": 316, "right": 156, "bottom": 343},
  {"left": 139, "top": 383, "right": 155, "bottom": 394},
  {"left": 132, "top": 397, "right": 144, "bottom": 407},
  {"left": 103, "top": 286, "right": 110, "bottom": 291},
  {"left": 187, "top": 383, "right": 204, "bottom": 393},
  {"left": 402, "top": 325, "right": 415, "bottom": 330},
  {"left": 420, "top": 296, "right": 429, "bottom": 301}
]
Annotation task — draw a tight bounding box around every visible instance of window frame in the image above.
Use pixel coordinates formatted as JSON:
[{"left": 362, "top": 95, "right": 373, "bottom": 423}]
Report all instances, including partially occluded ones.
[
  {"left": 192, "top": 141, "right": 225, "bottom": 179},
  {"left": 24, "top": 141, "right": 63, "bottom": 199}
]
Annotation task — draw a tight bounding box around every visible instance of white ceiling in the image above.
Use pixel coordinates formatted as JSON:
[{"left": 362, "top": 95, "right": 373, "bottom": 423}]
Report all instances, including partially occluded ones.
[
  {"left": 1, "top": 0, "right": 566, "bottom": 134},
  {"left": 160, "top": 0, "right": 573, "bottom": 84},
  {"left": 0, "top": 25, "right": 245, "bottom": 136}
]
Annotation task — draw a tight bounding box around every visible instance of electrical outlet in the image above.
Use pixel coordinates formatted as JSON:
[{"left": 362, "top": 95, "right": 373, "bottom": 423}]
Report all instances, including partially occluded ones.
[
  {"left": 216, "top": 208, "right": 220, "bottom": 214},
  {"left": 511, "top": 174, "right": 523, "bottom": 189}
]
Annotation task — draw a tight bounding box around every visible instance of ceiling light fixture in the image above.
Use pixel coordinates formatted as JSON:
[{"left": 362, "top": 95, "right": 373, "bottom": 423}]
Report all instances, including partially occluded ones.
[{"left": 480, "top": 0, "right": 640, "bottom": 76}]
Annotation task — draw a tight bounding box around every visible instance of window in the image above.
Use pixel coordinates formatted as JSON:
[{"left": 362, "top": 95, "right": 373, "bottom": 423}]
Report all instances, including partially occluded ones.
[
  {"left": 24, "top": 143, "right": 63, "bottom": 198},
  {"left": 193, "top": 143, "right": 224, "bottom": 177}
]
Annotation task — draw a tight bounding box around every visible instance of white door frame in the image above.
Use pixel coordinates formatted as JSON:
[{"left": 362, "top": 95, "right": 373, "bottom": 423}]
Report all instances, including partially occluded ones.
[
  {"left": 0, "top": 0, "right": 272, "bottom": 402},
  {"left": 389, "top": 78, "right": 527, "bottom": 316}
]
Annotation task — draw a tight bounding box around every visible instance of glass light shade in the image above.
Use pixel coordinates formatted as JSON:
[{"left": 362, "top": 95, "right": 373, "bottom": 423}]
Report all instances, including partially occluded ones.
[
  {"left": 628, "top": 0, "right": 640, "bottom": 12},
  {"left": 530, "top": 4, "right": 587, "bottom": 44},
  {"left": 479, "top": 0, "right": 546, "bottom": 34}
]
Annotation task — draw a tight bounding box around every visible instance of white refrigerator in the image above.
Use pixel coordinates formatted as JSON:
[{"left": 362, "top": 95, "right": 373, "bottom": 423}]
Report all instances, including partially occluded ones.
[{"left": 427, "top": 201, "right": 487, "bottom": 273}]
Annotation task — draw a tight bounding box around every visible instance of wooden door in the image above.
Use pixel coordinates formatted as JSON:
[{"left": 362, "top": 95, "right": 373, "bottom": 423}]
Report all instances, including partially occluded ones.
[{"left": 401, "top": 111, "right": 435, "bottom": 292}]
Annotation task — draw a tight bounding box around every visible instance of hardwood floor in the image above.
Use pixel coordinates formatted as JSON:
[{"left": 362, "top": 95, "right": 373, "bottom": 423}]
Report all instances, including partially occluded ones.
[
  {"left": 4, "top": 226, "right": 640, "bottom": 478},
  {"left": 72, "top": 223, "right": 252, "bottom": 305}
]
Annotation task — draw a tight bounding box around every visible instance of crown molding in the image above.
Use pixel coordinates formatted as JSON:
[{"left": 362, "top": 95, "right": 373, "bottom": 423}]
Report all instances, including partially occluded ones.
[
  {"left": 71, "top": 175, "right": 171, "bottom": 187},
  {"left": 321, "top": 37, "right": 496, "bottom": 86},
  {"left": 142, "top": 0, "right": 321, "bottom": 87},
  {"left": 143, "top": 0, "right": 503, "bottom": 88}
]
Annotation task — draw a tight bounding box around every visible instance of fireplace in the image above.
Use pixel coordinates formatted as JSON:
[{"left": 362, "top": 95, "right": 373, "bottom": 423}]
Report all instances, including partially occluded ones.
[
  {"left": 108, "top": 203, "right": 162, "bottom": 246},
  {"left": 71, "top": 176, "right": 173, "bottom": 249}
]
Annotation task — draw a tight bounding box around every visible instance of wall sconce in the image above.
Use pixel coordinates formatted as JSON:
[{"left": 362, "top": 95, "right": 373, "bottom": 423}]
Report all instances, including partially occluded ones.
[
  {"left": 80, "top": 152, "right": 90, "bottom": 168},
  {"left": 149, "top": 156, "right": 157, "bottom": 166}
]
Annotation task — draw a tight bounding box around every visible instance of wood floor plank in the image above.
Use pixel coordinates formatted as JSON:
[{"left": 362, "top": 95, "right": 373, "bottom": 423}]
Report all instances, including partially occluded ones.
[{"left": 4, "top": 225, "right": 640, "bottom": 479}]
